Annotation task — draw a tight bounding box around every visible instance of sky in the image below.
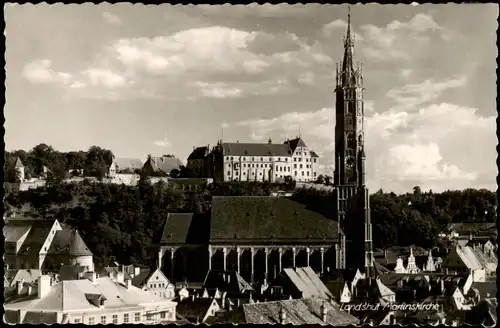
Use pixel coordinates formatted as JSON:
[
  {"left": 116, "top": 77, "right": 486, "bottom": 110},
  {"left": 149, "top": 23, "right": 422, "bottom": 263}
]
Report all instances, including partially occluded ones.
[{"left": 4, "top": 3, "right": 498, "bottom": 193}]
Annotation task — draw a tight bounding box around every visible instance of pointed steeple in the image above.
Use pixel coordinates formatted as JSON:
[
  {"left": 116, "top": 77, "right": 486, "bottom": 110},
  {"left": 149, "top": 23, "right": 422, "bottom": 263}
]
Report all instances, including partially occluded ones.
[{"left": 339, "top": 5, "right": 357, "bottom": 87}]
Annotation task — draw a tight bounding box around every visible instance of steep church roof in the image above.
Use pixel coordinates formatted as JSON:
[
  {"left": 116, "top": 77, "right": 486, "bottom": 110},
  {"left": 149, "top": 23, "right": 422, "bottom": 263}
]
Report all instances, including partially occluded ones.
[
  {"left": 210, "top": 196, "right": 340, "bottom": 243},
  {"left": 48, "top": 230, "right": 93, "bottom": 257}
]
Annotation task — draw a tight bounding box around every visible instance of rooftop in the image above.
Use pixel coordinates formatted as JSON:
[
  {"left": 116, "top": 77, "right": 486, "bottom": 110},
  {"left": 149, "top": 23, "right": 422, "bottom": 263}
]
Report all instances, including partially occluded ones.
[{"left": 210, "top": 196, "right": 340, "bottom": 243}]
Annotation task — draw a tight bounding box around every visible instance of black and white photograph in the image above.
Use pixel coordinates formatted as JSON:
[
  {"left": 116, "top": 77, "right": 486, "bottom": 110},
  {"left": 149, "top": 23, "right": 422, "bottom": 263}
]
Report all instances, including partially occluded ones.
[{"left": 3, "top": 3, "right": 498, "bottom": 326}]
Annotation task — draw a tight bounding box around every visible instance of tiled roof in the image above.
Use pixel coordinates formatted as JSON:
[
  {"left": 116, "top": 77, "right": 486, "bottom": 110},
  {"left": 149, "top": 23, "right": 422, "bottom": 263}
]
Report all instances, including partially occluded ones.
[
  {"left": 6, "top": 269, "right": 42, "bottom": 287},
  {"left": 4, "top": 277, "right": 173, "bottom": 313},
  {"left": 375, "top": 278, "right": 395, "bottom": 297},
  {"left": 176, "top": 298, "right": 217, "bottom": 322},
  {"left": 160, "top": 213, "right": 210, "bottom": 245},
  {"left": 96, "top": 267, "right": 133, "bottom": 281},
  {"left": 456, "top": 246, "right": 482, "bottom": 270},
  {"left": 373, "top": 260, "right": 391, "bottom": 276},
  {"left": 16, "top": 220, "right": 57, "bottom": 257},
  {"left": 188, "top": 147, "right": 209, "bottom": 160},
  {"left": 242, "top": 298, "right": 359, "bottom": 325},
  {"left": 221, "top": 142, "right": 292, "bottom": 157},
  {"left": 58, "top": 265, "right": 87, "bottom": 281},
  {"left": 114, "top": 157, "right": 144, "bottom": 172},
  {"left": 210, "top": 196, "right": 340, "bottom": 242},
  {"left": 4, "top": 225, "right": 31, "bottom": 243},
  {"left": 203, "top": 270, "right": 254, "bottom": 294},
  {"left": 145, "top": 156, "right": 184, "bottom": 174},
  {"left": 284, "top": 138, "right": 308, "bottom": 152},
  {"left": 15, "top": 157, "right": 24, "bottom": 168},
  {"left": 281, "top": 267, "right": 334, "bottom": 299},
  {"left": 131, "top": 269, "right": 153, "bottom": 288},
  {"left": 470, "top": 280, "right": 497, "bottom": 299},
  {"left": 48, "top": 230, "right": 93, "bottom": 256}
]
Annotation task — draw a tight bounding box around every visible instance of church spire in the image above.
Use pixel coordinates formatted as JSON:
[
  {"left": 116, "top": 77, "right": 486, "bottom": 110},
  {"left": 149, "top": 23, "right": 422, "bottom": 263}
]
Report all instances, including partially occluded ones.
[{"left": 340, "top": 5, "right": 356, "bottom": 87}]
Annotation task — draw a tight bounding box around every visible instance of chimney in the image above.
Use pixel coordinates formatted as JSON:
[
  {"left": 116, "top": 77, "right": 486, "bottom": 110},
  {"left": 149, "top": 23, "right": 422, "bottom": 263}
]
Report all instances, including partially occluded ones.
[
  {"left": 134, "top": 267, "right": 140, "bottom": 277},
  {"left": 17, "top": 281, "right": 23, "bottom": 295},
  {"left": 37, "top": 275, "right": 52, "bottom": 299},
  {"left": 116, "top": 272, "right": 124, "bottom": 283},
  {"left": 125, "top": 278, "right": 132, "bottom": 289},
  {"left": 191, "top": 294, "right": 196, "bottom": 302},
  {"left": 321, "top": 301, "right": 328, "bottom": 322},
  {"left": 84, "top": 271, "right": 97, "bottom": 284},
  {"left": 279, "top": 306, "right": 286, "bottom": 324},
  {"left": 27, "top": 285, "right": 33, "bottom": 295}
]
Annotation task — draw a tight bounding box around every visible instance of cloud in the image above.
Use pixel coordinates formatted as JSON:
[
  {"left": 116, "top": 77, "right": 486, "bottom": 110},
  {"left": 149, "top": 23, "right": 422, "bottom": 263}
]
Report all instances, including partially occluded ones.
[
  {"left": 82, "top": 68, "right": 128, "bottom": 89},
  {"left": 360, "top": 13, "right": 448, "bottom": 61},
  {"left": 400, "top": 69, "right": 413, "bottom": 79},
  {"left": 55, "top": 25, "right": 335, "bottom": 100},
  {"left": 231, "top": 102, "right": 494, "bottom": 193},
  {"left": 153, "top": 137, "right": 172, "bottom": 148},
  {"left": 102, "top": 12, "right": 122, "bottom": 25},
  {"left": 386, "top": 77, "right": 467, "bottom": 109},
  {"left": 21, "top": 59, "right": 72, "bottom": 85},
  {"left": 322, "top": 19, "right": 364, "bottom": 42}
]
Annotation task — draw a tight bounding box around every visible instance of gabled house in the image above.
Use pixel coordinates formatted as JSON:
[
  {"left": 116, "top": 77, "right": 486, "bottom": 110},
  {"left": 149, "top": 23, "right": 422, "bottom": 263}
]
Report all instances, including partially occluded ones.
[
  {"left": 176, "top": 296, "right": 220, "bottom": 323},
  {"left": 4, "top": 218, "right": 64, "bottom": 270},
  {"left": 203, "top": 270, "right": 254, "bottom": 299},
  {"left": 142, "top": 155, "right": 183, "bottom": 177},
  {"left": 441, "top": 246, "right": 486, "bottom": 282},
  {"left": 132, "top": 268, "right": 175, "bottom": 300}
]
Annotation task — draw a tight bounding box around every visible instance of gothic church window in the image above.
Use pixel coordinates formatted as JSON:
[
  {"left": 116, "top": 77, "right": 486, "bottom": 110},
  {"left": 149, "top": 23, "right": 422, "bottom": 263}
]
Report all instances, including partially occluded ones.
[{"left": 346, "top": 133, "right": 356, "bottom": 149}]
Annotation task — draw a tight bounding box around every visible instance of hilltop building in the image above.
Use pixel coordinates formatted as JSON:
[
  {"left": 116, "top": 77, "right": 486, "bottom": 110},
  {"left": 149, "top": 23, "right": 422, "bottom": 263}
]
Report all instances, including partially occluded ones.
[{"left": 186, "top": 137, "right": 320, "bottom": 183}]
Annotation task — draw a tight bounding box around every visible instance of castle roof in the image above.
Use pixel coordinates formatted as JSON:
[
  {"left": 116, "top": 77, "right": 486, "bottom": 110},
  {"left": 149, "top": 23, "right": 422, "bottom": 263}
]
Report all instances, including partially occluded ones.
[
  {"left": 188, "top": 146, "right": 209, "bottom": 160},
  {"left": 221, "top": 142, "right": 291, "bottom": 157},
  {"left": 284, "top": 137, "right": 308, "bottom": 152},
  {"left": 145, "top": 155, "right": 183, "bottom": 174}
]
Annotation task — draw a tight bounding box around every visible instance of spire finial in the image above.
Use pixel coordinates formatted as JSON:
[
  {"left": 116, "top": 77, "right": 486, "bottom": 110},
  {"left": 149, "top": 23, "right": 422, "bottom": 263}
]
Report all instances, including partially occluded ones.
[{"left": 348, "top": 4, "right": 351, "bottom": 35}]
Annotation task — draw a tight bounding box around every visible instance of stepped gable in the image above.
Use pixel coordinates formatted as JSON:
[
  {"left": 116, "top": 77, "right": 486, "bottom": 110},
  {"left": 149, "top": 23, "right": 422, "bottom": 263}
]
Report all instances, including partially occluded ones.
[
  {"left": 221, "top": 142, "right": 291, "bottom": 157},
  {"left": 210, "top": 196, "right": 340, "bottom": 243}
]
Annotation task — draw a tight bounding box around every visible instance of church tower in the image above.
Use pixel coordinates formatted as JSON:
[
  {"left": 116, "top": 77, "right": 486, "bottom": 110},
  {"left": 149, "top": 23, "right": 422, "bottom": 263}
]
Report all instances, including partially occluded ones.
[{"left": 333, "top": 7, "right": 374, "bottom": 276}]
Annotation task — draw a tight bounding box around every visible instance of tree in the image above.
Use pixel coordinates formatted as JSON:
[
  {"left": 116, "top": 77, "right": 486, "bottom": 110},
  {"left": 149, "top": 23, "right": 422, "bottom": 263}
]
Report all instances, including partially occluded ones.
[
  {"left": 324, "top": 176, "right": 331, "bottom": 186},
  {"left": 170, "top": 169, "right": 180, "bottom": 178},
  {"left": 316, "top": 175, "right": 325, "bottom": 185}
]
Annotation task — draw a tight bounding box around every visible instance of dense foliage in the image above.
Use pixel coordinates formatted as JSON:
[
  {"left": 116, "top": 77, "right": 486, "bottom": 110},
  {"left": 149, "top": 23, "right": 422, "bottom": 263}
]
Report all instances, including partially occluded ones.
[
  {"left": 4, "top": 143, "right": 114, "bottom": 183},
  {"left": 4, "top": 176, "right": 496, "bottom": 269}
]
